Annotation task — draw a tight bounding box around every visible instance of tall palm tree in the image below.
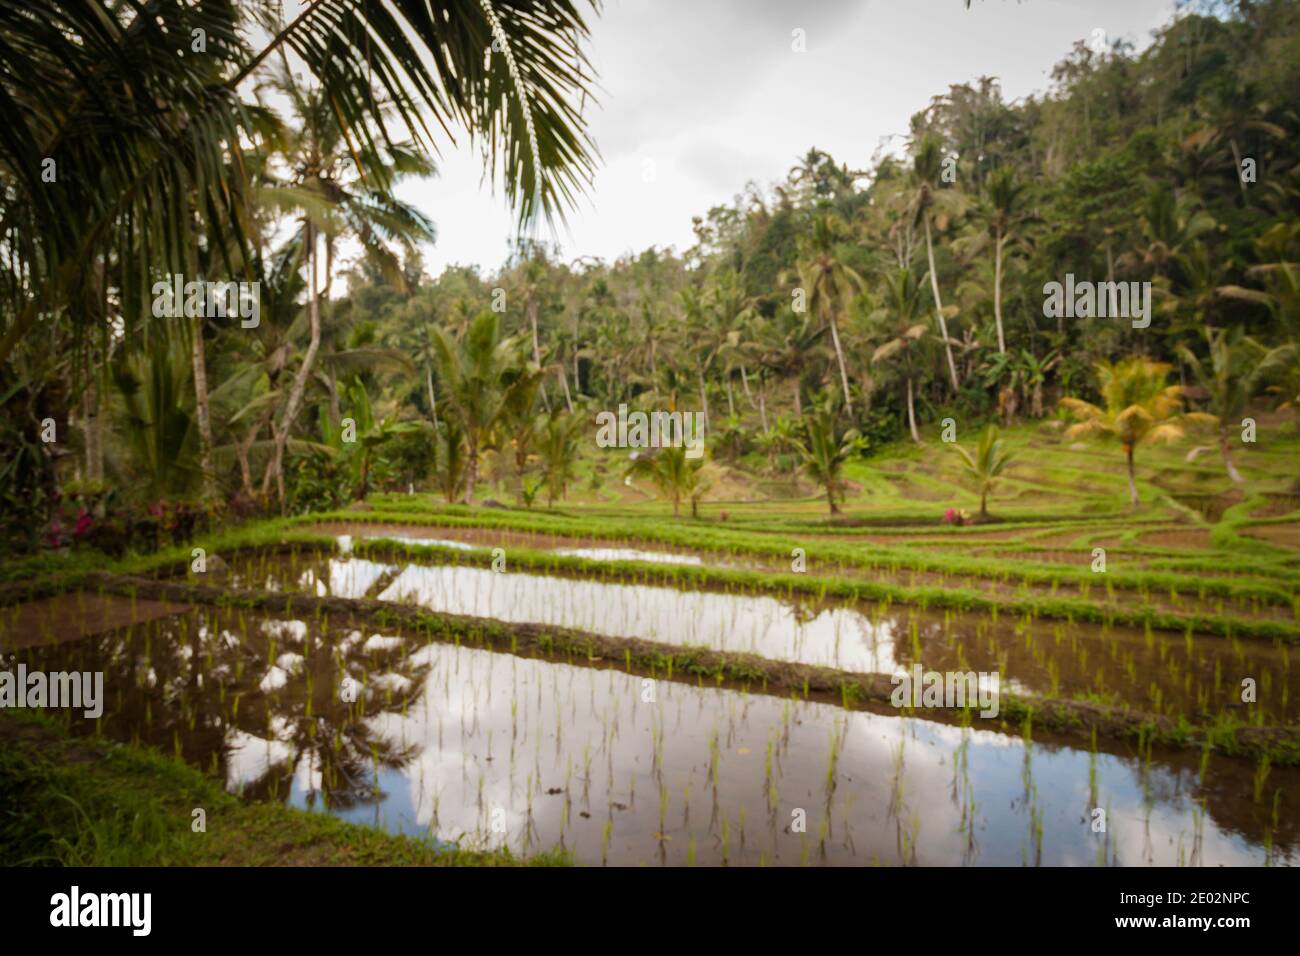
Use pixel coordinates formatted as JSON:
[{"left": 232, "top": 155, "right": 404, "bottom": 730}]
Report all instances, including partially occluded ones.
[
  {"left": 430, "top": 311, "right": 532, "bottom": 505},
  {"left": 980, "top": 166, "right": 1027, "bottom": 354},
  {"left": 795, "top": 214, "right": 863, "bottom": 414},
  {"left": 869, "top": 268, "right": 931, "bottom": 444},
  {"left": 512, "top": 252, "right": 552, "bottom": 412},
  {"left": 949, "top": 425, "right": 1015, "bottom": 519},
  {"left": 909, "top": 134, "right": 963, "bottom": 393},
  {"left": 1059, "top": 358, "right": 1201, "bottom": 507},
  {"left": 256, "top": 65, "right": 437, "bottom": 507},
  {"left": 1201, "top": 81, "right": 1286, "bottom": 205},
  {"left": 1177, "top": 327, "right": 1296, "bottom": 483}
]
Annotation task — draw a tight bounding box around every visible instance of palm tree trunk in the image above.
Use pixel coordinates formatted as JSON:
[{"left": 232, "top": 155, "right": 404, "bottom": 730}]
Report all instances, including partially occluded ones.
[
  {"left": 328, "top": 367, "right": 340, "bottom": 425},
  {"left": 235, "top": 421, "right": 259, "bottom": 499},
  {"left": 463, "top": 433, "right": 478, "bottom": 505},
  {"left": 740, "top": 364, "right": 754, "bottom": 406},
  {"left": 925, "top": 218, "right": 961, "bottom": 392},
  {"left": 190, "top": 312, "right": 217, "bottom": 502},
  {"left": 1220, "top": 426, "right": 1244, "bottom": 483},
  {"left": 993, "top": 230, "right": 1007, "bottom": 354},
  {"left": 528, "top": 297, "right": 550, "bottom": 412},
  {"left": 264, "top": 225, "right": 323, "bottom": 508},
  {"left": 1126, "top": 443, "right": 1139, "bottom": 506},
  {"left": 1230, "top": 137, "right": 1248, "bottom": 204},
  {"left": 697, "top": 365, "right": 710, "bottom": 430},
  {"left": 557, "top": 359, "right": 574, "bottom": 413},
  {"left": 85, "top": 372, "right": 103, "bottom": 483},
  {"left": 426, "top": 366, "right": 440, "bottom": 435},
  {"left": 792, "top": 376, "right": 802, "bottom": 418},
  {"left": 725, "top": 374, "right": 735, "bottom": 417},
  {"left": 758, "top": 387, "right": 769, "bottom": 433},
  {"left": 906, "top": 376, "right": 921, "bottom": 444},
  {"left": 826, "top": 318, "right": 854, "bottom": 415}
]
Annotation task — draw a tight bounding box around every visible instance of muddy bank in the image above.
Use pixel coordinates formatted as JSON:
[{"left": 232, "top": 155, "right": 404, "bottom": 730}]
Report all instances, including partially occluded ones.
[{"left": 0, "top": 592, "right": 192, "bottom": 648}]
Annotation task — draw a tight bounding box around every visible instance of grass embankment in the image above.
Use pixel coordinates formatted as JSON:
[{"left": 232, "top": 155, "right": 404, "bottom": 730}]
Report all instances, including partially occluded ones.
[{"left": 0, "top": 711, "right": 568, "bottom": 867}]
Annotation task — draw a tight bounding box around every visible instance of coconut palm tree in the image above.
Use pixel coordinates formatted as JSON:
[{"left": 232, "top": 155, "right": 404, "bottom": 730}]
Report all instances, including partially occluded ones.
[
  {"left": 539, "top": 409, "right": 585, "bottom": 506},
  {"left": 796, "top": 409, "right": 863, "bottom": 515},
  {"left": 949, "top": 425, "right": 1015, "bottom": 519},
  {"left": 435, "top": 417, "right": 469, "bottom": 505},
  {"left": 1176, "top": 327, "right": 1296, "bottom": 483},
  {"left": 255, "top": 65, "right": 437, "bottom": 508},
  {"left": 498, "top": 364, "right": 545, "bottom": 505},
  {"left": 868, "top": 268, "right": 932, "bottom": 444},
  {"left": 908, "top": 134, "right": 963, "bottom": 392},
  {"left": 795, "top": 214, "right": 863, "bottom": 414},
  {"left": 111, "top": 328, "right": 201, "bottom": 500},
  {"left": 980, "top": 166, "right": 1027, "bottom": 354},
  {"left": 756, "top": 310, "right": 831, "bottom": 419},
  {"left": 1059, "top": 358, "right": 1203, "bottom": 507},
  {"left": 0, "top": 0, "right": 598, "bottom": 365},
  {"left": 626, "top": 446, "right": 704, "bottom": 519},
  {"left": 0, "top": 0, "right": 598, "bottom": 527},
  {"left": 430, "top": 311, "right": 533, "bottom": 505}
]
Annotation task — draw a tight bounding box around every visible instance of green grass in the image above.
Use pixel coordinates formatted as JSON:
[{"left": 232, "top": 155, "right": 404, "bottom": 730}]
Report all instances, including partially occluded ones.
[{"left": 0, "top": 711, "right": 570, "bottom": 867}]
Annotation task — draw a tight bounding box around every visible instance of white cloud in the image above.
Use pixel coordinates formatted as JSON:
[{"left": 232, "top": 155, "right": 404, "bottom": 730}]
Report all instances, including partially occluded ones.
[{"left": 397, "top": 0, "right": 1178, "bottom": 277}]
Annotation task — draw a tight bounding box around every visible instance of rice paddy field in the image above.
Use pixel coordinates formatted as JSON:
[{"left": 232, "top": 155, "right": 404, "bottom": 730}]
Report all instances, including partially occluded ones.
[{"left": 3, "top": 419, "right": 1299, "bottom": 867}]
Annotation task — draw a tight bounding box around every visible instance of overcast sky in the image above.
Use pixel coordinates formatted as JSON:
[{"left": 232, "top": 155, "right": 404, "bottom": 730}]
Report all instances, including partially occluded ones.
[{"left": 397, "top": 0, "right": 1179, "bottom": 279}]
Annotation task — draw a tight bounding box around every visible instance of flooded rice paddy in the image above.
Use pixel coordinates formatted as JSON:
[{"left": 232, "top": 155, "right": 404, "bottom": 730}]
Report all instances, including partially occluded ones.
[
  {"left": 325, "top": 523, "right": 718, "bottom": 567},
  {"left": 222, "top": 548, "right": 1298, "bottom": 724},
  {"left": 314, "top": 522, "right": 1293, "bottom": 620},
  {"left": 4, "top": 604, "right": 1295, "bottom": 866}
]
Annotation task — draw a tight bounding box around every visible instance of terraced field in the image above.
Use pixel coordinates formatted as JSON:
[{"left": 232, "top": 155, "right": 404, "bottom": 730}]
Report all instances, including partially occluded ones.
[{"left": 3, "top": 419, "right": 1297, "bottom": 866}]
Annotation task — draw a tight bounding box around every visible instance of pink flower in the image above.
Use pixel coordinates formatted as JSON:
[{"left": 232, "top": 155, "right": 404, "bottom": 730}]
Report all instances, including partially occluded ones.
[{"left": 74, "top": 509, "right": 94, "bottom": 539}]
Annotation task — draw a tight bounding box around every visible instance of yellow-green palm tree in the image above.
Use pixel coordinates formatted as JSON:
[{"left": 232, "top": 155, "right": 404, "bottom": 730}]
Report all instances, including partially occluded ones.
[{"left": 1059, "top": 358, "right": 1203, "bottom": 506}]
